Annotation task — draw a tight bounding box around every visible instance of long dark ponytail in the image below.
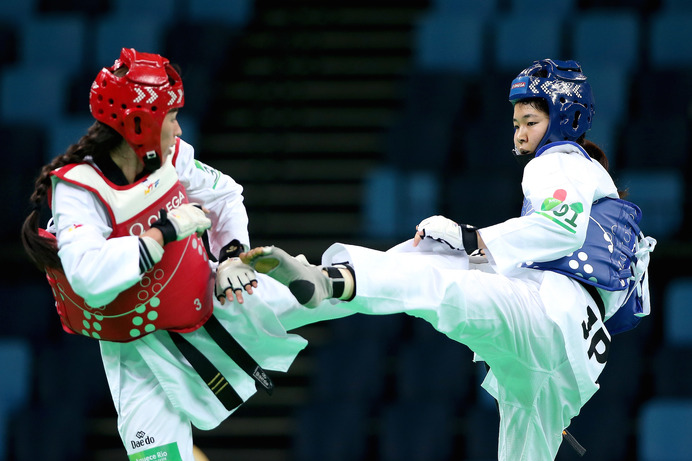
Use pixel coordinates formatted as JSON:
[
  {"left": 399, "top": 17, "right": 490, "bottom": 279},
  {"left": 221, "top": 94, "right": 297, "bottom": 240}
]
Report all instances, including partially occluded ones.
[
  {"left": 21, "top": 121, "right": 123, "bottom": 270},
  {"left": 580, "top": 138, "right": 628, "bottom": 199}
]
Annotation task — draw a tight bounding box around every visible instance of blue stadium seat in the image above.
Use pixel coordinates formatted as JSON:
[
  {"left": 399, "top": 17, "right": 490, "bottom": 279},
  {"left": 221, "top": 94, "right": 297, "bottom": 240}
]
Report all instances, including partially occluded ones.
[
  {"left": 362, "top": 167, "right": 401, "bottom": 239},
  {"left": 508, "top": 0, "right": 576, "bottom": 17},
  {"left": 186, "top": 0, "right": 254, "bottom": 28},
  {"left": 47, "top": 116, "right": 93, "bottom": 162},
  {"left": 413, "top": 11, "right": 486, "bottom": 74},
  {"left": 19, "top": 15, "right": 86, "bottom": 70},
  {"left": 379, "top": 400, "right": 455, "bottom": 461},
  {"left": 362, "top": 167, "right": 442, "bottom": 239},
  {"left": 33, "top": 334, "right": 111, "bottom": 414},
  {"left": 11, "top": 336, "right": 109, "bottom": 461},
  {"left": 659, "top": 0, "right": 692, "bottom": 10},
  {"left": 492, "top": 13, "right": 562, "bottom": 73},
  {"left": 617, "top": 114, "right": 689, "bottom": 169},
  {"left": 0, "top": 338, "right": 32, "bottom": 461},
  {"left": 399, "top": 171, "right": 441, "bottom": 233},
  {"left": 0, "top": 65, "right": 69, "bottom": 127},
  {"left": 109, "top": 0, "right": 177, "bottom": 22},
  {"left": 648, "top": 278, "right": 692, "bottom": 398},
  {"left": 586, "top": 65, "right": 631, "bottom": 124},
  {"left": 177, "top": 114, "right": 200, "bottom": 150},
  {"left": 93, "top": 17, "right": 164, "bottom": 70},
  {"left": 616, "top": 169, "right": 684, "bottom": 240},
  {"left": 12, "top": 406, "right": 88, "bottom": 461},
  {"left": 429, "top": 0, "right": 499, "bottom": 18},
  {"left": 638, "top": 398, "right": 692, "bottom": 461},
  {"left": 0, "top": 0, "right": 37, "bottom": 25},
  {"left": 649, "top": 12, "right": 692, "bottom": 69},
  {"left": 663, "top": 278, "right": 692, "bottom": 347},
  {"left": 571, "top": 10, "right": 641, "bottom": 71}
]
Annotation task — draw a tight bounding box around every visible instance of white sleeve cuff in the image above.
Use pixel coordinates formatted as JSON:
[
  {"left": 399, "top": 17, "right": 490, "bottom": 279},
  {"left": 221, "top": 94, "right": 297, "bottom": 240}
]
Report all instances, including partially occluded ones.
[{"left": 139, "top": 236, "right": 164, "bottom": 273}]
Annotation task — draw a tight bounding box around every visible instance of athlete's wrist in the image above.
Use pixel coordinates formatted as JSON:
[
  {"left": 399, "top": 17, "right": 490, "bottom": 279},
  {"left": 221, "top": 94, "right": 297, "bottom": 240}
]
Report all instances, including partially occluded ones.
[{"left": 141, "top": 227, "right": 166, "bottom": 247}]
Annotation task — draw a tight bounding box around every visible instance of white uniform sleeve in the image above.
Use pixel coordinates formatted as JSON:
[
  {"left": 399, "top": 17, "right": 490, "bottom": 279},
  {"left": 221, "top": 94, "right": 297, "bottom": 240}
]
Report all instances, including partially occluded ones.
[
  {"left": 479, "top": 149, "right": 606, "bottom": 275},
  {"left": 53, "top": 180, "right": 142, "bottom": 307},
  {"left": 174, "top": 139, "right": 250, "bottom": 258}
]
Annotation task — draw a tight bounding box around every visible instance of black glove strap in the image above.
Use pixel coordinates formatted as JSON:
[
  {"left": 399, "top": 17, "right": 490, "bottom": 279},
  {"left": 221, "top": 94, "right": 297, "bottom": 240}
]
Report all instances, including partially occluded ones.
[
  {"left": 150, "top": 209, "right": 176, "bottom": 245},
  {"left": 218, "top": 239, "right": 244, "bottom": 263},
  {"left": 461, "top": 224, "right": 479, "bottom": 255}
]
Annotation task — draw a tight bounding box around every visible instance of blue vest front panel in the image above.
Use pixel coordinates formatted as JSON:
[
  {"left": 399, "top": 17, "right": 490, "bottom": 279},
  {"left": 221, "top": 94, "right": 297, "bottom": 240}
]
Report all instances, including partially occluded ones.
[{"left": 521, "top": 197, "right": 647, "bottom": 334}]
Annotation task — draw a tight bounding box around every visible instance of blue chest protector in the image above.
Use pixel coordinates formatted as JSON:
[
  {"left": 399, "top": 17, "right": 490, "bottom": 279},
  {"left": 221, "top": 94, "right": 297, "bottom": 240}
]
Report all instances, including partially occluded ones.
[{"left": 520, "top": 197, "right": 651, "bottom": 334}]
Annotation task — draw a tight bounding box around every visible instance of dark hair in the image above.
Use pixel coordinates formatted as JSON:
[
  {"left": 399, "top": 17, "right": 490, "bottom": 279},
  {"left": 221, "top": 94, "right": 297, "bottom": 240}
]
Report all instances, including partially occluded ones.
[
  {"left": 581, "top": 138, "right": 628, "bottom": 198},
  {"left": 580, "top": 137, "right": 607, "bottom": 170},
  {"left": 517, "top": 97, "right": 549, "bottom": 116},
  {"left": 21, "top": 121, "right": 124, "bottom": 270}
]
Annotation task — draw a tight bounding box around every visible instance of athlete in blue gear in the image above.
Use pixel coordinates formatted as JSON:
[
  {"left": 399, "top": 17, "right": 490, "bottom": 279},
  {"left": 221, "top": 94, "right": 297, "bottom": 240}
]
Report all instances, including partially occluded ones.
[{"left": 240, "top": 59, "right": 656, "bottom": 461}]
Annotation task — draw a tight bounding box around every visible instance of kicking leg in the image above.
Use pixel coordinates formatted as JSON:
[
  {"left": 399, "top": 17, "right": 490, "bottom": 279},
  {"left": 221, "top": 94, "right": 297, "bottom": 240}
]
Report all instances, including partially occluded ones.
[{"left": 241, "top": 246, "right": 354, "bottom": 307}]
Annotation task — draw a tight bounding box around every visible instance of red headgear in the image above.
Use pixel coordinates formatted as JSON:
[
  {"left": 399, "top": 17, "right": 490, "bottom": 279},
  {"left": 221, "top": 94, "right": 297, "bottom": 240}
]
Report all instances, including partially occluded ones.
[{"left": 89, "top": 48, "right": 184, "bottom": 169}]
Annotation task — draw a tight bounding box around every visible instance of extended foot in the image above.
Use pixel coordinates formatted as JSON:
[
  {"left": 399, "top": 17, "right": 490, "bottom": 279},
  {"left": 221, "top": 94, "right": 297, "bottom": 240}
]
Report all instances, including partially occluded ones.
[{"left": 241, "top": 246, "right": 332, "bottom": 308}]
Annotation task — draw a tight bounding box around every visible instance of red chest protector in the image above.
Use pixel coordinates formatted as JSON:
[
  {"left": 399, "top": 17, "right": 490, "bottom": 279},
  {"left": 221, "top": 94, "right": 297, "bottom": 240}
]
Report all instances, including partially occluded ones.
[{"left": 45, "top": 149, "right": 214, "bottom": 342}]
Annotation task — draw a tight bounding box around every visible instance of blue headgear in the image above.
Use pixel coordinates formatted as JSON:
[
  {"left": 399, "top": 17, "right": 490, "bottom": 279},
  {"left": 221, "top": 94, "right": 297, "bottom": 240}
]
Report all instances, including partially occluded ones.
[{"left": 509, "top": 59, "right": 595, "bottom": 166}]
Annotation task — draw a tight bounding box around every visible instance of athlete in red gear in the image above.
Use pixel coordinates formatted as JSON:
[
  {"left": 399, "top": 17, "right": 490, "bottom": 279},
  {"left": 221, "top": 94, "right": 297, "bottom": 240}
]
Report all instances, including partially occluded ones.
[{"left": 21, "top": 48, "right": 348, "bottom": 461}]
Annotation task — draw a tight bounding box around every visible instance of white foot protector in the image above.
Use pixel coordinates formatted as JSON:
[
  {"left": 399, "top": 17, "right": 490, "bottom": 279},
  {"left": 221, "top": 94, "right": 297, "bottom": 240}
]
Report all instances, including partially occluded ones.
[{"left": 247, "top": 246, "right": 332, "bottom": 308}]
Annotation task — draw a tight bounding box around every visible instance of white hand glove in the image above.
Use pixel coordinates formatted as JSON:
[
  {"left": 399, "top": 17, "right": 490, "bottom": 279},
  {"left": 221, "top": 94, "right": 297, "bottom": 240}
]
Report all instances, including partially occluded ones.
[
  {"left": 152, "top": 204, "right": 212, "bottom": 244},
  {"left": 215, "top": 257, "right": 257, "bottom": 304},
  {"left": 417, "top": 215, "right": 465, "bottom": 250},
  {"left": 167, "top": 204, "right": 212, "bottom": 240}
]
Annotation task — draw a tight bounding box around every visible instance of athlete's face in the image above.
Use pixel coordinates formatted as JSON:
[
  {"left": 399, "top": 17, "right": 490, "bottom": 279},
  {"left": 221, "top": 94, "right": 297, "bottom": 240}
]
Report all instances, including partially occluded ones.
[
  {"left": 513, "top": 101, "right": 549, "bottom": 156},
  {"left": 160, "top": 109, "right": 182, "bottom": 161}
]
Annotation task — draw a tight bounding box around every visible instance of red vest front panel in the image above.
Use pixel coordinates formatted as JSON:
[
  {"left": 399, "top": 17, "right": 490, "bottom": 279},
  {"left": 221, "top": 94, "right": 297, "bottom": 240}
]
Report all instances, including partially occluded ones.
[{"left": 46, "top": 154, "right": 214, "bottom": 342}]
